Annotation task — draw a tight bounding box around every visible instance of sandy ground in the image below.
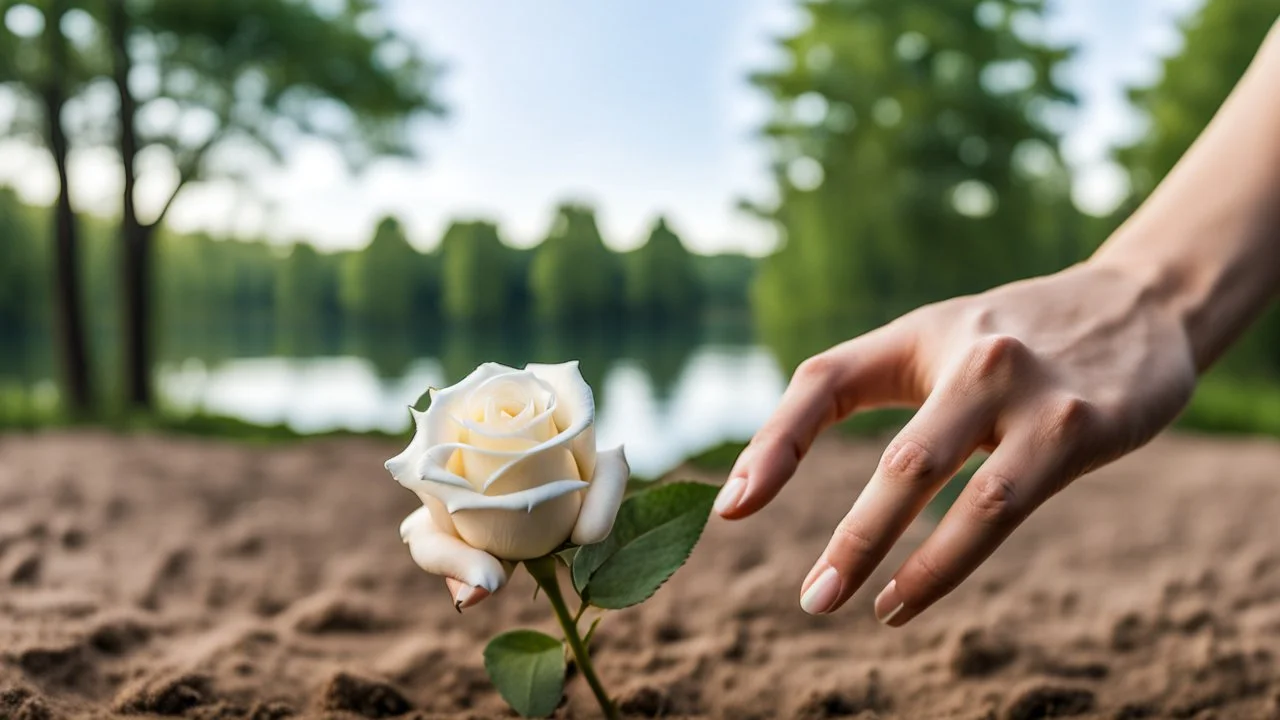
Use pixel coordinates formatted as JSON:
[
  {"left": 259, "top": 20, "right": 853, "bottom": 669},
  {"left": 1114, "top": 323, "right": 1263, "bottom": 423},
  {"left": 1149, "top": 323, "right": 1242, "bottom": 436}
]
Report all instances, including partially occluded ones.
[{"left": 2, "top": 431, "right": 1280, "bottom": 719}]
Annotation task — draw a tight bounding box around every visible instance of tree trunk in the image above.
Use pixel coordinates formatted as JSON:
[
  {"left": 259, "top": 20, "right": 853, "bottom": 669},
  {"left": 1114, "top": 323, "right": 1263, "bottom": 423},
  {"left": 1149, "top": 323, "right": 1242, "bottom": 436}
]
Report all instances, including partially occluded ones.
[
  {"left": 44, "top": 0, "right": 93, "bottom": 417},
  {"left": 108, "top": 0, "right": 151, "bottom": 410}
]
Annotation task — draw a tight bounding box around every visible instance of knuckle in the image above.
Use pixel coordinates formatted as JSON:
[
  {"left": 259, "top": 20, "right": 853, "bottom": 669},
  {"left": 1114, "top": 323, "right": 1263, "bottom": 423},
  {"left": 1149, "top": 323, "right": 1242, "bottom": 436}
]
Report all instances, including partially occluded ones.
[
  {"left": 963, "top": 334, "right": 1029, "bottom": 385},
  {"left": 879, "top": 438, "right": 938, "bottom": 487},
  {"left": 967, "top": 306, "right": 998, "bottom": 334},
  {"left": 794, "top": 353, "right": 838, "bottom": 385},
  {"left": 964, "top": 472, "right": 1024, "bottom": 526},
  {"left": 912, "top": 549, "right": 958, "bottom": 596},
  {"left": 1041, "top": 395, "right": 1096, "bottom": 444},
  {"left": 753, "top": 427, "right": 806, "bottom": 466},
  {"left": 830, "top": 514, "right": 879, "bottom": 558}
]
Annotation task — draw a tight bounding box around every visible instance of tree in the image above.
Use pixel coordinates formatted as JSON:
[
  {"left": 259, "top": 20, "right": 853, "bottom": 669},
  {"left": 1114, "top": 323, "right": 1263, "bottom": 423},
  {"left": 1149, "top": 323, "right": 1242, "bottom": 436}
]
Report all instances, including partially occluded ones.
[
  {"left": 1117, "top": 0, "right": 1280, "bottom": 198},
  {"left": 277, "top": 241, "right": 338, "bottom": 330},
  {"left": 100, "top": 0, "right": 442, "bottom": 409},
  {"left": 529, "top": 204, "right": 623, "bottom": 326},
  {"left": 624, "top": 216, "right": 702, "bottom": 324},
  {"left": 440, "top": 220, "right": 511, "bottom": 326},
  {"left": 0, "top": 0, "right": 96, "bottom": 415},
  {"left": 0, "top": 188, "right": 46, "bottom": 338},
  {"left": 750, "top": 0, "right": 1078, "bottom": 363},
  {"left": 340, "top": 216, "right": 422, "bottom": 328}
]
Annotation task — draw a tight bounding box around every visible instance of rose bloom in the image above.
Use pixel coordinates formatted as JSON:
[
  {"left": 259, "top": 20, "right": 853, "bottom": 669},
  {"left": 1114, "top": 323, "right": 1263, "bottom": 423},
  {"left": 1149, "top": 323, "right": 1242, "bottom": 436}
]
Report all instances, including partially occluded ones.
[{"left": 386, "top": 362, "right": 629, "bottom": 596}]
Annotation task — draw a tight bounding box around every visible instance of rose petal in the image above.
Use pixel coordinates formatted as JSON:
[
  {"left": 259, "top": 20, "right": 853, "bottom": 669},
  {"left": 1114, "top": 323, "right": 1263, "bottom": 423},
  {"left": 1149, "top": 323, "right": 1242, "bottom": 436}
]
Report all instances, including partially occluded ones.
[
  {"left": 384, "top": 407, "right": 433, "bottom": 487},
  {"left": 525, "top": 361, "right": 597, "bottom": 481},
  {"left": 454, "top": 490, "right": 583, "bottom": 560},
  {"left": 456, "top": 374, "right": 565, "bottom": 488},
  {"left": 421, "top": 362, "right": 519, "bottom": 447},
  {"left": 459, "top": 372, "right": 558, "bottom": 443},
  {"left": 404, "top": 479, "right": 587, "bottom": 560},
  {"left": 399, "top": 506, "right": 509, "bottom": 592},
  {"left": 418, "top": 478, "right": 588, "bottom": 514},
  {"left": 409, "top": 415, "right": 592, "bottom": 497},
  {"left": 451, "top": 485, "right": 585, "bottom": 561},
  {"left": 570, "top": 446, "right": 630, "bottom": 545},
  {"left": 400, "top": 362, "right": 595, "bottom": 494},
  {"left": 406, "top": 443, "right": 582, "bottom": 497}
]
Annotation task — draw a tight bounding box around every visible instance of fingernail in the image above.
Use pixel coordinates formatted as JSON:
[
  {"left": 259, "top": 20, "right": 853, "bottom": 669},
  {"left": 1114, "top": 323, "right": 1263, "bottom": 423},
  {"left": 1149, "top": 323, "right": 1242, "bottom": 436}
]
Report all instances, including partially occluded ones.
[
  {"left": 714, "top": 476, "right": 746, "bottom": 516},
  {"left": 800, "top": 566, "right": 841, "bottom": 615},
  {"left": 454, "top": 584, "right": 476, "bottom": 612},
  {"left": 875, "top": 580, "right": 905, "bottom": 625}
]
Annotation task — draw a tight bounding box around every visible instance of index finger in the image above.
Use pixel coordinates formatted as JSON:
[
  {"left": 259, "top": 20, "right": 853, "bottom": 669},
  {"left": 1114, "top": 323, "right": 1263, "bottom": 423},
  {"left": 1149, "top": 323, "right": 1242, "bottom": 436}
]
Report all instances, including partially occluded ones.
[{"left": 715, "top": 323, "right": 918, "bottom": 520}]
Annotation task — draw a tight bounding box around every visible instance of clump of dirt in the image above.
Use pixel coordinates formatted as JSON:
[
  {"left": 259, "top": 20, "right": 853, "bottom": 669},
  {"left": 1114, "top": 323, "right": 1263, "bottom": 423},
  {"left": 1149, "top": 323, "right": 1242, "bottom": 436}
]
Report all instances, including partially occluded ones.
[
  {"left": 317, "top": 672, "right": 413, "bottom": 718},
  {"left": 951, "top": 627, "right": 1019, "bottom": 678},
  {"left": 112, "top": 672, "right": 213, "bottom": 715},
  {"left": 0, "top": 687, "right": 54, "bottom": 720},
  {"left": 1002, "top": 682, "right": 1095, "bottom": 719}
]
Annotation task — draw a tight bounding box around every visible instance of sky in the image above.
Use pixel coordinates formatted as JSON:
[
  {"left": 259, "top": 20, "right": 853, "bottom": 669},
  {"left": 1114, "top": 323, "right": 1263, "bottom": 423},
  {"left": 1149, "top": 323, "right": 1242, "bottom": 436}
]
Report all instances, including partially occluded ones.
[{"left": 0, "top": 0, "right": 1203, "bottom": 255}]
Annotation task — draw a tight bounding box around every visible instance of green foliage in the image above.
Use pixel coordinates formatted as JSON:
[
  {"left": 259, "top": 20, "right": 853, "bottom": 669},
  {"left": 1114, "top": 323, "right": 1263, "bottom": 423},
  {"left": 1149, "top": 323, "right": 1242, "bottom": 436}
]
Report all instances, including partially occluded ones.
[
  {"left": 683, "top": 440, "right": 748, "bottom": 471},
  {"left": 0, "top": 188, "right": 48, "bottom": 336},
  {"left": 125, "top": 0, "right": 442, "bottom": 176},
  {"left": 483, "top": 630, "right": 566, "bottom": 718},
  {"left": 1178, "top": 372, "right": 1280, "bottom": 437},
  {"left": 752, "top": 0, "right": 1082, "bottom": 363},
  {"left": 572, "top": 481, "right": 718, "bottom": 609},
  {"left": 276, "top": 241, "right": 342, "bottom": 332},
  {"left": 440, "top": 220, "right": 513, "bottom": 325},
  {"left": 340, "top": 216, "right": 432, "bottom": 327},
  {"left": 1117, "top": 0, "right": 1280, "bottom": 198},
  {"left": 624, "top": 217, "right": 702, "bottom": 323},
  {"left": 694, "top": 252, "right": 756, "bottom": 318},
  {"left": 530, "top": 204, "right": 624, "bottom": 326}
]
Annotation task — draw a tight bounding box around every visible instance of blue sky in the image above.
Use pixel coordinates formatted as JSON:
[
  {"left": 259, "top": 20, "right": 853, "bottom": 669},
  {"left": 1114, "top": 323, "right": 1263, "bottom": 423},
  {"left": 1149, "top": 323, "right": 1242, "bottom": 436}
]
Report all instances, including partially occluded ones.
[{"left": 0, "top": 0, "right": 1202, "bottom": 254}]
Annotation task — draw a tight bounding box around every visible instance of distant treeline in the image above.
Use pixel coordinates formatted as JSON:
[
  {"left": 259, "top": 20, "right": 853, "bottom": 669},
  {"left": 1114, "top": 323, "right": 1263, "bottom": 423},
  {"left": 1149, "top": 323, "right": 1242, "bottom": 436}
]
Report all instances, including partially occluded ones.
[{"left": 0, "top": 193, "right": 755, "bottom": 347}]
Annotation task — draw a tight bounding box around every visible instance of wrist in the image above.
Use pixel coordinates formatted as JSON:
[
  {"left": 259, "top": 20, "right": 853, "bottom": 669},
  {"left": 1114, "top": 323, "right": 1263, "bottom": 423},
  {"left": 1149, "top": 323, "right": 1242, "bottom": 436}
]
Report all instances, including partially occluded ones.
[
  {"left": 1088, "top": 226, "right": 1271, "bottom": 373},
  {"left": 1086, "top": 238, "right": 1205, "bottom": 368}
]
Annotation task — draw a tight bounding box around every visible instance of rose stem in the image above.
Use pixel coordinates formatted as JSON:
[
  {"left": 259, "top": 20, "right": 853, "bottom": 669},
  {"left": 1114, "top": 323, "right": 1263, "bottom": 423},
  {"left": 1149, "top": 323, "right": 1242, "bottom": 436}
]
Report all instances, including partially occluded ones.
[{"left": 525, "top": 557, "right": 618, "bottom": 720}]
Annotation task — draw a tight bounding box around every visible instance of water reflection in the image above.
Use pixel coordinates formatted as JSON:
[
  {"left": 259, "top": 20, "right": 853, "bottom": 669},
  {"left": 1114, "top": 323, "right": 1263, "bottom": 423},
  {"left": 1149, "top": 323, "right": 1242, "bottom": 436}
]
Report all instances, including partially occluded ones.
[
  {"left": 157, "top": 344, "right": 785, "bottom": 477},
  {"left": 2, "top": 321, "right": 791, "bottom": 477}
]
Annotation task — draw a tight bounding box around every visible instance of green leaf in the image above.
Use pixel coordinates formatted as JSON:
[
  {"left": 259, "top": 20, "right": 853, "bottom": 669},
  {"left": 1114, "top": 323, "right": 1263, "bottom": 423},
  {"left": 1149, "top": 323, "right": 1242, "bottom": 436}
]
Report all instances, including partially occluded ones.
[
  {"left": 572, "top": 481, "right": 718, "bottom": 609},
  {"left": 554, "top": 546, "right": 579, "bottom": 568},
  {"left": 483, "top": 630, "right": 566, "bottom": 718},
  {"left": 623, "top": 474, "right": 659, "bottom": 499}
]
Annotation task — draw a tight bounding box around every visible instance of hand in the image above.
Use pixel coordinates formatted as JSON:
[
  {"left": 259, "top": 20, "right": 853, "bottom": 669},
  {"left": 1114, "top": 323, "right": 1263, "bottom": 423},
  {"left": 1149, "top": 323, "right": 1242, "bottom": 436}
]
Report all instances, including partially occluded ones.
[{"left": 714, "top": 260, "right": 1198, "bottom": 625}]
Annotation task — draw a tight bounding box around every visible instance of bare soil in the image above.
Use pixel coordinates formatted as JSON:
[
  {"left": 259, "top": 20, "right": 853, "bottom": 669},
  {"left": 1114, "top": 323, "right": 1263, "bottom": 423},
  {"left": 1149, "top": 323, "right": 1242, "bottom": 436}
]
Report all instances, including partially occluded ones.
[{"left": 2, "top": 431, "right": 1280, "bottom": 719}]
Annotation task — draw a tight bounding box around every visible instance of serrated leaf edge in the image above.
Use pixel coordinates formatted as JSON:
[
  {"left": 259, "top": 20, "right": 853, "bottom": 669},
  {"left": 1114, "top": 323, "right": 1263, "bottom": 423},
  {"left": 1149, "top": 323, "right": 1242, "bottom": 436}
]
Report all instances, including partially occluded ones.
[{"left": 578, "top": 482, "right": 717, "bottom": 609}]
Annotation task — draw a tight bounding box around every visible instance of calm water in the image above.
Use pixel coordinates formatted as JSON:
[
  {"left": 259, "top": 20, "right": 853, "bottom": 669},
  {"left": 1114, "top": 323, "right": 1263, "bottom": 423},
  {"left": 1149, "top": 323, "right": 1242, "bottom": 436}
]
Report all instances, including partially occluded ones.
[{"left": 151, "top": 342, "right": 785, "bottom": 477}]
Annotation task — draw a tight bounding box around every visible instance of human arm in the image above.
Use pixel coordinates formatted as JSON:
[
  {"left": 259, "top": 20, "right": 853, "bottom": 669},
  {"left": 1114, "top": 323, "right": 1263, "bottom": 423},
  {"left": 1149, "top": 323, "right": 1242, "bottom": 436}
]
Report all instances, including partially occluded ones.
[{"left": 714, "top": 21, "right": 1280, "bottom": 625}]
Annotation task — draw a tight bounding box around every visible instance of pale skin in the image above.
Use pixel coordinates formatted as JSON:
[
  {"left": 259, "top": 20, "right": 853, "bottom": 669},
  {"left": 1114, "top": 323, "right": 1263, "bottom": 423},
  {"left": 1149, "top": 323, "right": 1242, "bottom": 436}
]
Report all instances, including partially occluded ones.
[
  {"left": 714, "top": 20, "right": 1280, "bottom": 625},
  {"left": 444, "top": 22, "right": 1280, "bottom": 616}
]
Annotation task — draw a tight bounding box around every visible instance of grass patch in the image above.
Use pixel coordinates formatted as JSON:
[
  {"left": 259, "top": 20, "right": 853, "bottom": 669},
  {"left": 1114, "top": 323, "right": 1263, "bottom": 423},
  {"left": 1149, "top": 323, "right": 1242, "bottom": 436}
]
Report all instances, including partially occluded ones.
[
  {"left": 146, "top": 413, "right": 400, "bottom": 443},
  {"left": 1177, "top": 375, "right": 1280, "bottom": 437},
  {"left": 0, "top": 407, "right": 401, "bottom": 444}
]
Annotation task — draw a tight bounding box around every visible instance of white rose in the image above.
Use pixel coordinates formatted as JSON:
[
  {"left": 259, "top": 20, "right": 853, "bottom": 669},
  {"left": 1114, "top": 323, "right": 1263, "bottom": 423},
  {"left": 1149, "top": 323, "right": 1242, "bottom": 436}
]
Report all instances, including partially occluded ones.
[{"left": 385, "top": 361, "right": 629, "bottom": 597}]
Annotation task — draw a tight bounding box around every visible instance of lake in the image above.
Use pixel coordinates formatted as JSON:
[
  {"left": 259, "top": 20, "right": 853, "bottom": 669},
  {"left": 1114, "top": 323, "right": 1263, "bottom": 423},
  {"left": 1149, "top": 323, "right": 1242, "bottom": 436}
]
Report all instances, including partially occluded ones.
[
  {"left": 155, "top": 343, "right": 785, "bottom": 476},
  {"left": 0, "top": 328, "right": 789, "bottom": 478}
]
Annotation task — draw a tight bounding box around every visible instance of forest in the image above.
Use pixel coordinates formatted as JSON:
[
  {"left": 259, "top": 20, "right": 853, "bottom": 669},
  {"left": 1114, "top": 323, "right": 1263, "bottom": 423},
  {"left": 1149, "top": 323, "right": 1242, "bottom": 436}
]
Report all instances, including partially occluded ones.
[{"left": 1, "top": 0, "right": 1278, "bottom": 432}]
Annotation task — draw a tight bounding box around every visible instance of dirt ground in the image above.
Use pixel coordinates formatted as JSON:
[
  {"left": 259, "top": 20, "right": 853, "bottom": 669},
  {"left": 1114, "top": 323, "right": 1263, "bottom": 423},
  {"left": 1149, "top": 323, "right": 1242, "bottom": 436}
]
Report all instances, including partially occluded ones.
[{"left": 2, "top": 431, "right": 1280, "bottom": 719}]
